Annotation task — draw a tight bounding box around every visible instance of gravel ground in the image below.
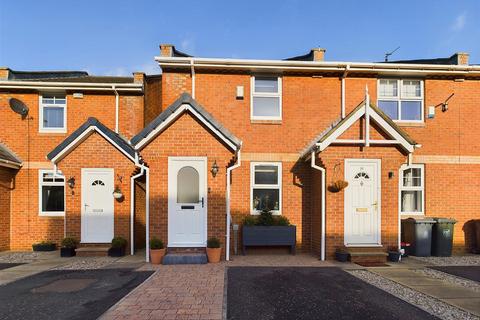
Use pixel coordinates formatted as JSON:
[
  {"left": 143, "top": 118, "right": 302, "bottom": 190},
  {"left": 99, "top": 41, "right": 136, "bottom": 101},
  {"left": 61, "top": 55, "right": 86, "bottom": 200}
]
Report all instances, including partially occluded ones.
[
  {"left": 0, "top": 252, "right": 52, "bottom": 263},
  {"left": 411, "top": 256, "right": 480, "bottom": 266},
  {"left": 414, "top": 268, "right": 480, "bottom": 292},
  {"left": 52, "top": 257, "right": 119, "bottom": 270},
  {"left": 348, "top": 270, "right": 479, "bottom": 320}
]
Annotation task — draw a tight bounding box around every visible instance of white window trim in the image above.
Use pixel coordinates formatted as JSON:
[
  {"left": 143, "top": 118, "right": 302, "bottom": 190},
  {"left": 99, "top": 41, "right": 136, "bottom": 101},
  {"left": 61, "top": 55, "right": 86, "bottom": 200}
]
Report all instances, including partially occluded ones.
[
  {"left": 250, "top": 76, "right": 282, "bottom": 121},
  {"left": 250, "top": 162, "right": 282, "bottom": 215},
  {"left": 377, "top": 79, "right": 424, "bottom": 123},
  {"left": 39, "top": 93, "right": 67, "bottom": 133},
  {"left": 38, "top": 169, "right": 66, "bottom": 217},
  {"left": 399, "top": 164, "right": 425, "bottom": 215}
]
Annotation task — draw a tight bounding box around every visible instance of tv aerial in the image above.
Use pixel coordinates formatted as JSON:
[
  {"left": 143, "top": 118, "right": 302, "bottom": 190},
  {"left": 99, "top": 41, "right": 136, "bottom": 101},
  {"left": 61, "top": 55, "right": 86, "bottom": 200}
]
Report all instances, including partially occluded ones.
[{"left": 385, "top": 46, "right": 400, "bottom": 62}]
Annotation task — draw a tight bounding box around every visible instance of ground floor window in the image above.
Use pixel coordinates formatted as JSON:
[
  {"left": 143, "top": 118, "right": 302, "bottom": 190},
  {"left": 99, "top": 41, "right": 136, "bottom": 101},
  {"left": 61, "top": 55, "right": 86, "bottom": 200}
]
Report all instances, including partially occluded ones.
[
  {"left": 250, "top": 162, "right": 282, "bottom": 214},
  {"left": 39, "top": 170, "right": 65, "bottom": 216},
  {"left": 399, "top": 164, "right": 424, "bottom": 215}
]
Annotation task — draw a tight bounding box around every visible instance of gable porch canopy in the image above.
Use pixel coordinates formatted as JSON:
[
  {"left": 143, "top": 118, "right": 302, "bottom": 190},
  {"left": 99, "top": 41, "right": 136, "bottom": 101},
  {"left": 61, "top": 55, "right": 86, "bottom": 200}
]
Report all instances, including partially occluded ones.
[
  {"left": 131, "top": 93, "right": 242, "bottom": 151},
  {"left": 301, "top": 99, "right": 419, "bottom": 158},
  {"left": 47, "top": 117, "right": 136, "bottom": 163}
]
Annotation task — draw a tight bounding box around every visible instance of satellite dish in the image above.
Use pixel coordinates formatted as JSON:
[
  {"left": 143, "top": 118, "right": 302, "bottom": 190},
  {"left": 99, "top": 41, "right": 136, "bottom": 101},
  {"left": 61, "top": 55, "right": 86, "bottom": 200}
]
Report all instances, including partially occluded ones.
[{"left": 9, "top": 98, "right": 29, "bottom": 117}]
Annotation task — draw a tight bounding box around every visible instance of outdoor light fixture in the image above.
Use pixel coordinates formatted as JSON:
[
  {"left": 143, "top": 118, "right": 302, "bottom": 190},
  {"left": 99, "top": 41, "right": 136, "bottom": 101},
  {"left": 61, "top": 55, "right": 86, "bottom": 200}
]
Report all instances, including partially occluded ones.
[
  {"left": 211, "top": 160, "right": 219, "bottom": 177},
  {"left": 67, "top": 177, "right": 75, "bottom": 189},
  {"left": 112, "top": 186, "right": 124, "bottom": 200}
]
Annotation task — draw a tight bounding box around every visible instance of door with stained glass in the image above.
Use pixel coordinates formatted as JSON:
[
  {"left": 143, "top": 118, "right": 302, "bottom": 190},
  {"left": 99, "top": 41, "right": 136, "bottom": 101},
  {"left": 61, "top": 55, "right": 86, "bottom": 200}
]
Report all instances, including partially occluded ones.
[{"left": 168, "top": 157, "right": 207, "bottom": 247}]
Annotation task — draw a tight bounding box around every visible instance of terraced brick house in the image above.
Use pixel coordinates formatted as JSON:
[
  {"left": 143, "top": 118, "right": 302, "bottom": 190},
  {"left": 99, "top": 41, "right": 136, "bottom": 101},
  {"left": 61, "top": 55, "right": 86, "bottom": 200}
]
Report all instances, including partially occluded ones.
[{"left": 0, "top": 45, "right": 478, "bottom": 262}]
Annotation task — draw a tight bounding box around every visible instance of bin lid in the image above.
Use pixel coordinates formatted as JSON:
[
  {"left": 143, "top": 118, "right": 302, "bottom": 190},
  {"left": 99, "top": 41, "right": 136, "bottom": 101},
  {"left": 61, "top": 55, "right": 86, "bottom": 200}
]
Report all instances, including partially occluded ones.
[
  {"left": 432, "top": 217, "right": 457, "bottom": 224},
  {"left": 403, "top": 217, "right": 436, "bottom": 224}
]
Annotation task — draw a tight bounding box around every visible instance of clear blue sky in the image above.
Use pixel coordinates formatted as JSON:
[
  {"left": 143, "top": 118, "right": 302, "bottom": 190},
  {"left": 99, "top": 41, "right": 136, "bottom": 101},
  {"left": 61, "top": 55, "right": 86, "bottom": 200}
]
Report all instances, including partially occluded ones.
[{"left": 1, "top": 0, "right": 479, "bottom": 75}]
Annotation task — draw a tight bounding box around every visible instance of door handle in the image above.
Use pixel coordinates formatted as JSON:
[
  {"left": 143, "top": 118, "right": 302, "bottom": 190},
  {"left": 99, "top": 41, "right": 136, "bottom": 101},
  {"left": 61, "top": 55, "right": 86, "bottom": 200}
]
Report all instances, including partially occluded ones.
[
  {"left": 372, "top": 201, "right": 378, "bottom": 210},
  {"left": 199, "top": 197, "right": 204, "bottom": 208}
]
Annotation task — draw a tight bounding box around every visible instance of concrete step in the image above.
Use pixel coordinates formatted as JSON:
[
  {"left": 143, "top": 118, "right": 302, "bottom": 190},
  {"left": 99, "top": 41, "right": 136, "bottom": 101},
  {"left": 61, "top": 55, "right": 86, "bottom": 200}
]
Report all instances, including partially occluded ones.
[
  {"left": 162, "top": 253, "right": 208, "bottom": 265},
  {"left": 75, "top": 247, "right": 110, "bottom": 257},
  {"left": 344, "top": 247, "right": 388, "bottom": 264}
]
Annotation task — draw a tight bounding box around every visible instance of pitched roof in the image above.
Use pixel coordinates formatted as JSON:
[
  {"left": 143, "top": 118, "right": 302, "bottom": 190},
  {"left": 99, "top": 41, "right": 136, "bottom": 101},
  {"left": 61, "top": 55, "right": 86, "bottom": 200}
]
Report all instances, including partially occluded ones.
[
  {"left": 131, "top": 93, "right": 242, "bottom": 150},
  {"left": 0, "top": 143, "right": 22, "bottom": 168},
  {"left": 6, "top": 69, "right": 135, "bottom": 84},
  {"left": 47, "top": 117, "right": 136, "bottom": 163},
  {"left": 300, "top": 101, "right": 417, "bottom": 158}
]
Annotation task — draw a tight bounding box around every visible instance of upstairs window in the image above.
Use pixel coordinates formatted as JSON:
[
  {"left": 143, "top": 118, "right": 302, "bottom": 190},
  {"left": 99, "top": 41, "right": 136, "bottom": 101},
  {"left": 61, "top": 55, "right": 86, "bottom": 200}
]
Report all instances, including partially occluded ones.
[
  {"left": 39, "top": 170, "right": 65, "bottom": 216},
  {"left": 251, "top": 162, "right": 282, "bottom": 214},
  {"left": 251, "top": 76, "right": 282, "bottom": 120},
  {"left": 399, "top": 164, "right": 424, "bottom": 215},
  {"left": 378, "top": 79, "right": 423, "bottom": 122},
  {"left": 40, "top": 94, "right": 67, "bottom": 132}
]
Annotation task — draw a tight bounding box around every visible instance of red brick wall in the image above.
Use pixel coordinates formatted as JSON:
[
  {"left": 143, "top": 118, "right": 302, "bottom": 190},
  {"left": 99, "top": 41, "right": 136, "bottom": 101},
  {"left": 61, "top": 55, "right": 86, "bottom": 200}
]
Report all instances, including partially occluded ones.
[
  {"left": 140, "top": 112, "right": 235, "bottom": 258},
  {"left": 145, "top": 75, "right": 163, "bottom": 125},
  {"left": 56, "top": 132, "right": 136, "bottom": 246},
  {"left": 0, "top": 167, "right": 15, "bottom": 251}
]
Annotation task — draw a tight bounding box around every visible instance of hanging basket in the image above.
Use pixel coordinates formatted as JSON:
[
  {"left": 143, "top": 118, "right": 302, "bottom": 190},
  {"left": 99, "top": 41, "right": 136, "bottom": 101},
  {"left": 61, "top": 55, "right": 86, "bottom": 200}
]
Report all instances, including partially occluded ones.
[{"left": 328, "top": 180, "right": 349, "bottom": 193}]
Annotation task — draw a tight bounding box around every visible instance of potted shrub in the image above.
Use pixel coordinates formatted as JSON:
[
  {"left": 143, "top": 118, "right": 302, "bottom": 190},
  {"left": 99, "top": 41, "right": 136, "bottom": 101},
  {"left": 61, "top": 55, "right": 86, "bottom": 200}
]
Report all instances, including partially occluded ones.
[
  {"left": 108, "top": 237, "right": 127, "bottom": 257},
  {"left": 242, "top": 206, "right": 296, "bottom": 255},
  {"left": 150, "top": 237, "right": 165, "bottom": 264},
  {"left": 60, "top": 237, "right": 78, "bottom": 257},
  {"left": 206, "top": 237, "right": 222, "bottom": 263},
  {"left": 388, "top": 246, "right": 401, "bottom": 262},
  {"left": 335, "top": 249, "right": 350, "bottom": 262},
  {"left": 32, "top": 241, "right": 56, "bottom": 252}
]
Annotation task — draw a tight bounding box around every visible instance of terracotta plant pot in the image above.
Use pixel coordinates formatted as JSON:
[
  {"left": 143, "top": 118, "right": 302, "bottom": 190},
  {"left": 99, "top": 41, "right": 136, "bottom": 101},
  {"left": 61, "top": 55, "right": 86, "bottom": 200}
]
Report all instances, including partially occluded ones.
[
  {"left": 150, "top": 248, "right": 166, "bottom": 264},
  {"left": 206, "top": 247, "right": 221, "bottom": 263}
]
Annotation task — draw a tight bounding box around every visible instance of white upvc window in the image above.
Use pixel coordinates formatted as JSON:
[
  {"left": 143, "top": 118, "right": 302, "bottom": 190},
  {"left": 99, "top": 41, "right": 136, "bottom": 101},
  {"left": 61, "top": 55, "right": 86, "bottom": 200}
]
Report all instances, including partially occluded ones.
[
  {"left": 377, "top": 79, "right": 424, "bottom": 122},
  {"left": 39, "top": 94, "right": 67, "bottom": 133},
  {"left": 250, "top": 162, "right": 282, "bottom": 214},
  {"left": 39, "top": 170, "right": 65, "bottom": 216},
  {"left": 250, "top": 76, "right": 282, "bottom": 120},
  {"left": 399, "top": 164, "right": 424, "bottom": 215}
]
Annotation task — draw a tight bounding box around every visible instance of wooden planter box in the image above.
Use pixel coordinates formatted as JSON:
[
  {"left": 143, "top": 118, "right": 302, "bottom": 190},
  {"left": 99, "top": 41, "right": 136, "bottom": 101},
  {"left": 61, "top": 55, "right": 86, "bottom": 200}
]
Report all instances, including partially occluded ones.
[{"left": 242, "top": 226, "right": 296, "bottom": 255}]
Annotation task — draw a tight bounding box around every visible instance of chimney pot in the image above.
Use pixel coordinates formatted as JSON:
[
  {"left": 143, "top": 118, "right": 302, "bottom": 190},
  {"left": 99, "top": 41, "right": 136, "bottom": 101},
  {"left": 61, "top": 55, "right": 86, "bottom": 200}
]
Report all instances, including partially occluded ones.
[
  {"left": 160, "top": 44, "right": 175, "bottom": 57},
  {"left": 312, "top": 48, "right": 326, "bottom": 61}
]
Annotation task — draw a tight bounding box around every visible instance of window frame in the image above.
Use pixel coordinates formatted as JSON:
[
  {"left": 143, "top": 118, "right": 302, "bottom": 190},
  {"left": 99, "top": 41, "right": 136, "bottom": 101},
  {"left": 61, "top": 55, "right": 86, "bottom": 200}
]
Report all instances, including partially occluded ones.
[
  {"left": 250, "top": 76, "right": 282, "bottom": 121},
  {"left": 398, "top": 164, "right": 425, "bottom": 215},
  {"left": 39, "top": 93, "right": 67, "bottom": 133},
  {"left": 250, "top": 162, "right": 282, "bottom": 215},
  {"left": 377, "top": 79, "right": 424, "bottom": 123},
  {"left": 38, "top": 169, "right": 66, "bottom": 217}
]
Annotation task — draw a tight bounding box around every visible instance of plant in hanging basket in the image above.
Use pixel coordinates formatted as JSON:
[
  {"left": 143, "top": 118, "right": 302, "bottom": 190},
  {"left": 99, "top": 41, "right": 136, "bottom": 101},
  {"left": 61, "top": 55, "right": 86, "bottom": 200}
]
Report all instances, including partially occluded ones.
[{"left": 328, "top": 180, "right": 349, "bottom": 193}]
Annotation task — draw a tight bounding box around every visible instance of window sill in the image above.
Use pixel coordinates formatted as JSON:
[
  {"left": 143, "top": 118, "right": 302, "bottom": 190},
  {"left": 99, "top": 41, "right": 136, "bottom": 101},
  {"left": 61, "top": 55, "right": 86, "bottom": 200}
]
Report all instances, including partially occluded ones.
[
  {"left": 395, "top": 122, "right": 425, "bottom": 128},
  {"left": 39, "top": 130, "right": 67, "bottom": 134},
  {"left": 250, "top": 211, "right": 281, "bottom": 216},
  {"left": 250, "top": 120, "right": 282, "bottom": 125},
  {"left": 400, "top": 213, "right": 425, "bottom": 217},
  {"left": 39, "top": 212, "right": 65, "bottom": 217}
]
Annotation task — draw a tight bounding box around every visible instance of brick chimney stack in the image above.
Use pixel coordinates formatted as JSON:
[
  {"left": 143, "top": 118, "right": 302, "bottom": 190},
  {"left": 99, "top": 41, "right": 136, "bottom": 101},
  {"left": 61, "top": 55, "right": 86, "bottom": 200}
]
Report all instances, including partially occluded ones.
[
  {"left": 311, "top": 48, "right": 326, "bottom": 61},
  {"left": 451, "top": 52, "right": 469, "bottom": 65},
  {"left": 160, "top": 44, "right": 175, "bottom": 57},
  {"left": 133, "top": 72, "right": 145, "bottom": 84},
  {"left": 0, "top": 67, "right": 10, "bottom": 80}
]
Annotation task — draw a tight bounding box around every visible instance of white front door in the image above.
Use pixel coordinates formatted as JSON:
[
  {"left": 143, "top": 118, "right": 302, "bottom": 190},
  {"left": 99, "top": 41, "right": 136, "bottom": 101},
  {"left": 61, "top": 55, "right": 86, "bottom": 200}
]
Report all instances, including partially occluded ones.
[
  {"left": 81, "top": 168, "right": 114, "bottom": 243},
  {"left": 168, "top": 157, "right": 207, "bottom": 247},
  {"left": 344, "top": 159, "right": 381, "bottom": 246}
]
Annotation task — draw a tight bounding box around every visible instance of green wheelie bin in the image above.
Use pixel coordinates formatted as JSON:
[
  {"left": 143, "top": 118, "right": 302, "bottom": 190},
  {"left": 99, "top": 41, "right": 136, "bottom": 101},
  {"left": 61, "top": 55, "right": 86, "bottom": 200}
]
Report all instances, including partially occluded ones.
[{"left": 431, "top": 218, "right": 457, "bottom": 257}]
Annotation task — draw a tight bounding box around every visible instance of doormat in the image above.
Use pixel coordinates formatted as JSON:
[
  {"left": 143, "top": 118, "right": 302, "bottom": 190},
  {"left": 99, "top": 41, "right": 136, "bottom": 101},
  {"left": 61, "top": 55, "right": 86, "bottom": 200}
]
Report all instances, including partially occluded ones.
[{"left": 355, "top": 262, "right": 389, "bottom": 267}]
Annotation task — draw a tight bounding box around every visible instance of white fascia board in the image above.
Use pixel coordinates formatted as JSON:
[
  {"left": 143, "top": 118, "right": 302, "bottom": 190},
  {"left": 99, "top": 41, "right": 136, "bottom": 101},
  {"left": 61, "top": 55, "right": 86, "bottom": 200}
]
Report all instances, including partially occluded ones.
[
  {"left": 0, "top": 81, "right": 143, "bottom": 91},
  {"left": 0, "top": 160, "right": 22, "bottom": 169},
  {"left": 134, "top": 104, "right": 237, "bottom": 151},
  {"left": 317, "top": 107, "right": 365, "bottom": 151},
  {"left": 155, "top": 56, "right": 480, "bottom": 75},
  {"left": 51, "top": 126, "right": 135, "bottom": 164}
]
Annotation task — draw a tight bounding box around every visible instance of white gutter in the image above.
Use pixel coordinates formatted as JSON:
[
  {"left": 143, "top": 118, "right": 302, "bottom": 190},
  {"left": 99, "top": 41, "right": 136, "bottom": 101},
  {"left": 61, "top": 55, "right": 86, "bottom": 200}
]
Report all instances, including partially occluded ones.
[
  {"left": 311, "top": 151, "right": 326, "bottom": 261},
  {"left": 112, "top": 85, "right": 119, "bottom": 133},
  {"left": 226, "top": 149, "right": 241, "bottom": 261},
  {"left": 341, "top": 65, "right": 350, "bottom": 119},
  {"left": 130, "top": 153, "right": 145, "bottom": 255},
  {"left": 155, "top": 56, "right": 480, "bottom": 76},
  {"left": 190, "top": 59, "right": 196, "bottom": 98},
  {"left": 0, "top": 159, "right": 22, "bottom": 169}
]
